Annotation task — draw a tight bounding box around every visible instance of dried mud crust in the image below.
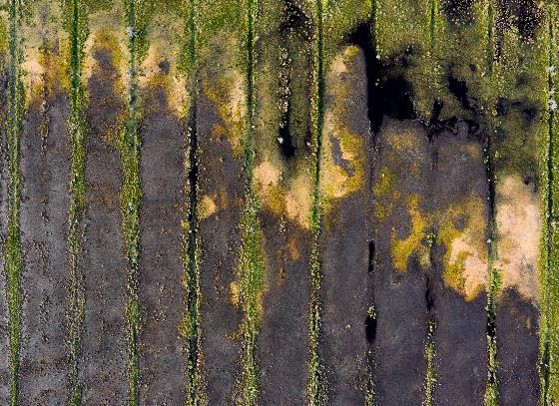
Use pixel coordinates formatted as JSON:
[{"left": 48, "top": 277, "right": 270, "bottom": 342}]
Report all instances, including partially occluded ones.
[
  {"left": 138, "top": 83, "right": 187, "bottom": 404},
  {"left": 79, "top": 47, "right": 128, "bottom": 404},
  {"left": 196, "top": 89, "right": 244, "bottom": 405},
  {"left": 19, "top": 93, "right": 71, "bottom": 404}
]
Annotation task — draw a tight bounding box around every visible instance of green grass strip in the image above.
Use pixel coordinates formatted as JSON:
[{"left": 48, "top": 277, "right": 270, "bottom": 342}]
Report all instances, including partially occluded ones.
[
  {"left": 180, "top": 0, "right": 204, "bottom": 404},
  {"left": 308, "top": 0, "right": 326, "bottom": 405},
  {"left": 236, "top": 0, "right": 266, "bottom": 404},
  {"left": 122, "top": 1, "right": 142, "bottom": 404},
  {"left": 539, "top": 5, "right": 559, "bottom": 404},
  {"left": 65, "top": 0, "right": 88, "bottom": 403},
  {"left": 5, "top": 0, "right": 24, "bottom": 404}
]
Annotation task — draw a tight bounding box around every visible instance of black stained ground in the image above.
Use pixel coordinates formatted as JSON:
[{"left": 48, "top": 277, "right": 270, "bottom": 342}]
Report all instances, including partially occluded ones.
[{"left": 256, "top": 216, "right": 312, "bottom": 405}]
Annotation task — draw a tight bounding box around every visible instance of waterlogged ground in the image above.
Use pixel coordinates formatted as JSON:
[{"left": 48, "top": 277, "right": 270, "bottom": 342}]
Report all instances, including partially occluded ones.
[{"left": 0, "top": 0, "right": 557, "bottom": 405}]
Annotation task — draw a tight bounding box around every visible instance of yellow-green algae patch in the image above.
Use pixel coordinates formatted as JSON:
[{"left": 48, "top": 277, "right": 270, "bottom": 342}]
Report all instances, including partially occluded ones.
[
  {"left": 252, "top": 44, "right": 368, "bottom": 231},
  {"left": 320, "top": 46, "right": 365, "bottom": 214},
  {"left": 82, "top": 4, "right": 128, "bottom": 103},
  {"left": 391, "top": 194, "right": 430, "bottom": 273},
  {"left": 201, "top": 69, "right": 247, "bottom": 156},
  {"left": 83, "top": 29, "right": 127, "bottom": 147},
  {"left": 138, "top": 10, "right": 188, "bottom": 118},
  {"left": 19, "top": 1, "right": 69, "bottom": 105},
  {"left": 437, "top": 194, "right": 488, "bottom": 301}
]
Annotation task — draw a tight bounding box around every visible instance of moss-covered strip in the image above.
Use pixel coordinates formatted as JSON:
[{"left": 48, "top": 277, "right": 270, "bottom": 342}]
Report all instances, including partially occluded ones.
[
  {"left": 428, "top": 0, "right": 439, "bottom": 50},
  {"left": 236, "top": 0, "right": 266, "bottom": 403},
  {"left": 180, "top": 0, "right": 204, "bottom": 403},
  {"left": 64, "top": 0, "right": 88, "bottom": 403},
  {"left": 307, "top": 0, "right": 326, "bottom": 404},
  {"left": 5, "top": 0, "right": 24, "bottom": 403},
  {"left": 122, "top": 0, "right": 142, "bottom": 403},
  {"left": 482, "top": 1, "right": 499, "bottom": 404},
  {"left": 540, "top": 5, "right": 559, "bottom": 404}
]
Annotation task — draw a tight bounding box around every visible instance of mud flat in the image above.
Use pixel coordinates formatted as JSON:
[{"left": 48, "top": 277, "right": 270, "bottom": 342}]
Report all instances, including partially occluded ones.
[
  {"left": 371, "top": 119, "right": 430, "bottom": 405},
  {"left": 137, "top": 81, "right": 186, "bottom": 404},
  {"left": 320, "top": 48, "right": 373, "bottom": 405},
  {"left": 79, "top": 46, "right": 128, "bottom": 403},
  {"left": 430, "top": 129, "right": 488, "bottom": 405},
  {"left": 19, "top": 90, "right": 71, "bottom": 404},
  {"left": 197, "top": 86, "right": 244, "bottom": 404}
]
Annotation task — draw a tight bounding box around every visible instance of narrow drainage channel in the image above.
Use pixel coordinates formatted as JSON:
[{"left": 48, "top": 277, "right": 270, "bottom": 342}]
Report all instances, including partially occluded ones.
[
  {"left": 182, "top": 0, "right": 204, "bottom": 404},
  {"left": 307, "top": 0, "right": 327, "bottom": 404}
]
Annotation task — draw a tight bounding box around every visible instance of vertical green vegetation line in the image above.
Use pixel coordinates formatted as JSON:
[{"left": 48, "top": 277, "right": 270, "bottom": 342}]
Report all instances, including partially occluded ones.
[
  {"left": 5, "top": 0, "right": 24, "bottom": 404},
  {"left": 237, "top": 0, "right": 265, "bottom": 403},
  {"left": 123, "top": 0, "right": 142, "bottom": 403},
  {"left": 308, "top": 0, "right": 326, "bottom": 404},
  {"left": 181, "top": 0, "right": 204, "bottom": 403},
  {"left": 65, "top": 0, "right": 88, "bottom": 403},
  {"left": 482, "top": 1, "right": 499, "bottom": 404},
  {"left": 423, "top": 321, "right": 436, "bottom": 406},
  {"left": 540, "top": 5, "right": 558, "bottom": 404}
]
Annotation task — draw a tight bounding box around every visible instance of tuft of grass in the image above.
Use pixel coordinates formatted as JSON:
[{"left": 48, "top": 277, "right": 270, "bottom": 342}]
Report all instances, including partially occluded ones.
[{"left": 5, "top": 0, "right": 24, "bottom": 404}]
